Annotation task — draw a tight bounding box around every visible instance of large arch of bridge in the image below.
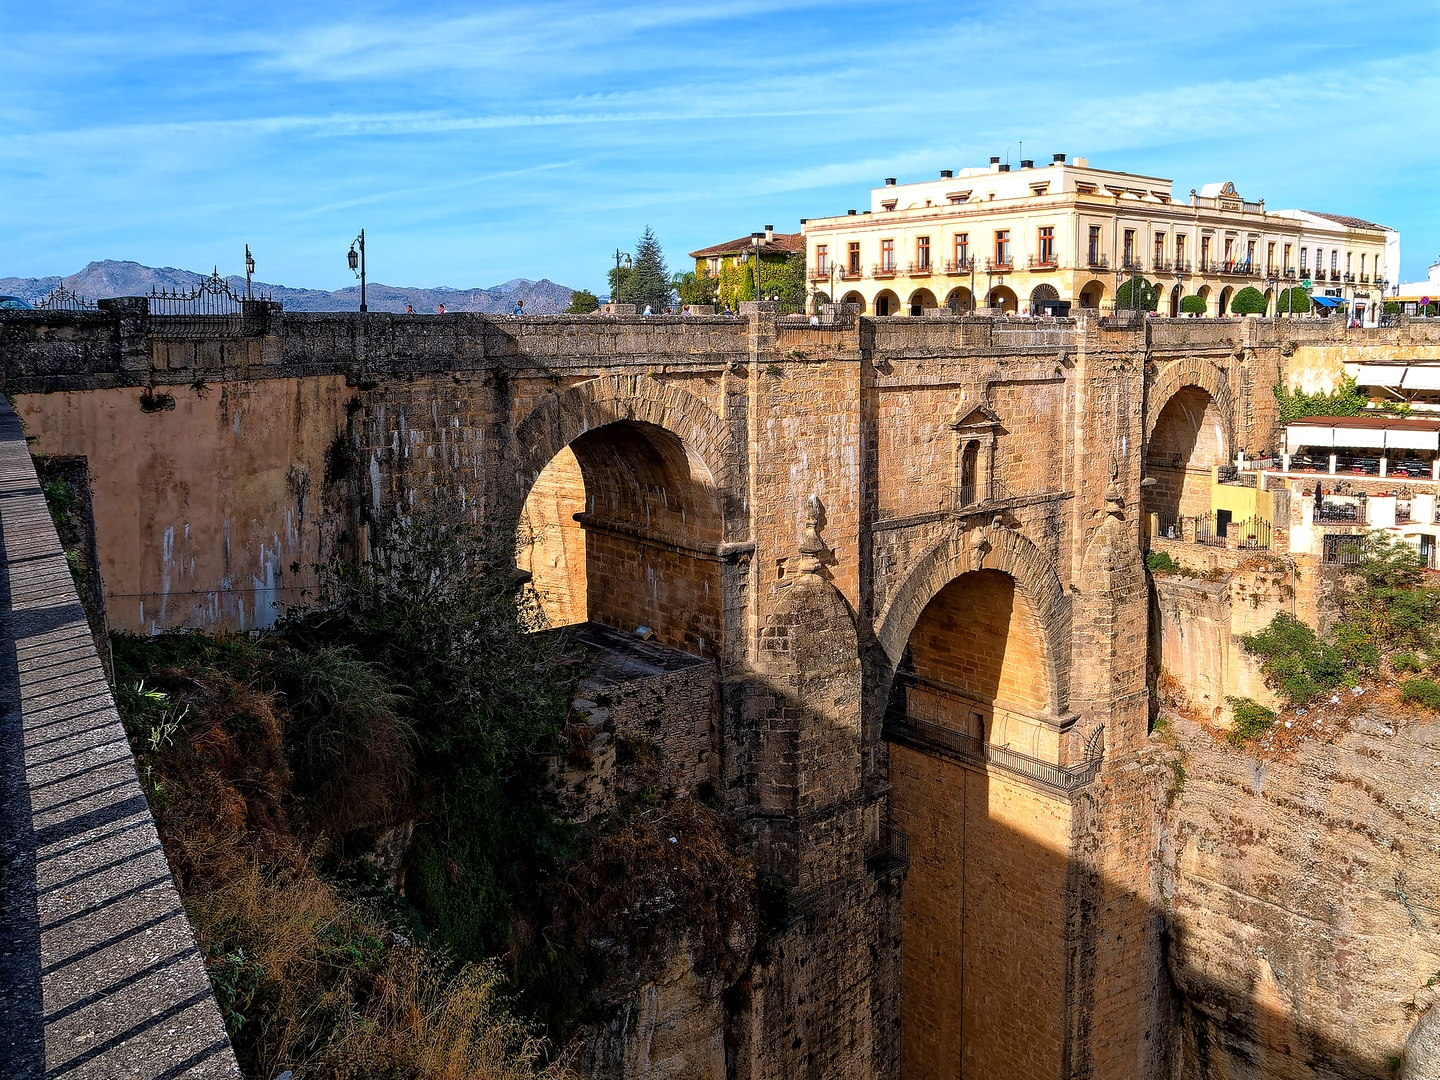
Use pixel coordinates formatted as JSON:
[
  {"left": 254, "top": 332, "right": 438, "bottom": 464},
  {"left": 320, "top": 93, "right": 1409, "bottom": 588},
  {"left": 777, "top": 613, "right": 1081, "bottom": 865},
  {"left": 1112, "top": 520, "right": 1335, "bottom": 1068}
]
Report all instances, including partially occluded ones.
[
  {"left": 510, "top": 375, "right": 736, "bottom": 659},
  {"left": 875, "top": 522, "right": 1070, "bottom": 718}
]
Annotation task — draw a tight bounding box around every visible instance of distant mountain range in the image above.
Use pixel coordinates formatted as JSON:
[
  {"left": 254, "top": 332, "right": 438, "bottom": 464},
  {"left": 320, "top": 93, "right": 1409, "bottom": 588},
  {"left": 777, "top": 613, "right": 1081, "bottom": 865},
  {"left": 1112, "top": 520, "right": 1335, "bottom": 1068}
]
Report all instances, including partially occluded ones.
[{"left": 0, "top": 260, "right": 576, "bottom": 315}]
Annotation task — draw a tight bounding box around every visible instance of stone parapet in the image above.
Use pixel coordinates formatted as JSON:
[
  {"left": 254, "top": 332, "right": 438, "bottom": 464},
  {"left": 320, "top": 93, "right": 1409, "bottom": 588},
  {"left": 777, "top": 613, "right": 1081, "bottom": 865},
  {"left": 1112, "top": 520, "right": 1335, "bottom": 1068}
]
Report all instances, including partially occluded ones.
[{"left": 0, "top": 398, "right": 238, "bottom": 1079}]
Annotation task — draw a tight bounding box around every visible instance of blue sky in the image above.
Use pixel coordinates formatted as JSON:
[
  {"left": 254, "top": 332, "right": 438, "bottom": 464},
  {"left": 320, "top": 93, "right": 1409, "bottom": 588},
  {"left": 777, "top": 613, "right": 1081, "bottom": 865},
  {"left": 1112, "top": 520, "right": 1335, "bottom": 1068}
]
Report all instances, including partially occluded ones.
[{"left": 3, "top": 1, "right": 1438, "bottom": 293}]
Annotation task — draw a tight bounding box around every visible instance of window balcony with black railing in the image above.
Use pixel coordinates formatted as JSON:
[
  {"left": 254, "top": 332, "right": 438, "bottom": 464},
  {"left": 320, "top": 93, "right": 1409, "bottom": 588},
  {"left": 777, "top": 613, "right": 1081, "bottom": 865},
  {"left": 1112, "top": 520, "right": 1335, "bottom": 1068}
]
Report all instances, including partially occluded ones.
[
  {"left": 1086, "top": 252, "right": 1109, "bottom": 269},
  {"left": 1027, "top": 254, "right": 1059, "bottom": 270},
  {"left": 809, "top": 267, "right": 831, "bottom": 282},
  {"left": 1174, "top": 259, "right": 1192, "bottom": 274},
  {"left": 840, "top": 267, "right": 862, "bottom": 281},
  {"left": 986, "top": 257, "right": 1013, "bottom": 273},
  {"left": 1151, "top": 258, "right": 1171, "bottom": 274},
  {"left": 905, "top": 261, "right": 933, "bottom": 277},
  {"left": 1344, "top": 273, "right": 1355, "bottom": 283},
  {"left": 872, "top": 263, "right": 897, "bottom": 278},
  {"left": 944, "top": 257, "right": 974, "bottom": 274},
  {"left": 1360, "top": 274, "right": 1370, "bottom": 283},
  {"left": 1121, "top": 257, "right": 1143, "bottom": 272}
]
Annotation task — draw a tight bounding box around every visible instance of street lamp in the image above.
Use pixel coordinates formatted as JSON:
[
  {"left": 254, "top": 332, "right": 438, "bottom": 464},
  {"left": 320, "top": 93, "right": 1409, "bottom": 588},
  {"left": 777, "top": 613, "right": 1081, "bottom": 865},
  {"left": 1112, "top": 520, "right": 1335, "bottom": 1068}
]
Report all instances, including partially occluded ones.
[
  {"left": 244, "top": 245, "right": 255, "bottom": 299},
  {"left": 348, "top": 230, "right": 367, "bottom": 312},
  {"left": 751, "top": 232, "right": 765, "bottom": 302}
]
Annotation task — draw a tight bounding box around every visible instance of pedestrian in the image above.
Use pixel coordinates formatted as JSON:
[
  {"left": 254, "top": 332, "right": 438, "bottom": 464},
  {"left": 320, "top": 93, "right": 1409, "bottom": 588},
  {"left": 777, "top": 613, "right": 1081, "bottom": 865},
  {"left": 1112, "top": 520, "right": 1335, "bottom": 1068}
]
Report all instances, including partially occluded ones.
[
  {"left": 437, "top": 303, "right": 446, "bottom": 314},
  {"left": 643, "top": 305, "right": 653, "bottom": 316},
  {"left": 405, "top": 303, "right": 414, "bottom": 314},
  {"left": 513, "top": 299, "right": 524, "bottom": 316}
]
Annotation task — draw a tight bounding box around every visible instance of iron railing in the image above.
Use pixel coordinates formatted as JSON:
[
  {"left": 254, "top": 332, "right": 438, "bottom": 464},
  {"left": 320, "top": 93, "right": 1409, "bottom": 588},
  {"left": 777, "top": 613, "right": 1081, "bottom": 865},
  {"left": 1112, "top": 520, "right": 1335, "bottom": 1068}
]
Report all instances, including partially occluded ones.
[
  {"left": 1151, "top": 514, "right": 1182, "bottom": 541},
  {"left": 147, "top": 269, "right": 273, "bottom": 338},
  {"left": 34, "top": 284, "right": 96, "bottom": 311},
  {"left": 1194, "top": 518, "right": 1226, "bottom": 546},
  {"left": 1027, "top": 254, "right": 1059, "bottom": 269},
  {"left": 1316, "top": 498, "right": 1365, "bottom": 523},
  {"left": 1236, "top": 516, "right": 1272, "bottom": 550},
  {"left": 872, "top": 263, "right": 897, "bottom": 278},
  {"left": 884, "top": 715, "right": 1104, "bottom": 795},
  {"left": 865, "top": 826, "right": 910, "bottom": 880},
  {"left": 943, "top": 258, "right": 974, "bottom": 274},
  {"left": 1322, "top": 534, "right": 1364, "bottom": 566}
]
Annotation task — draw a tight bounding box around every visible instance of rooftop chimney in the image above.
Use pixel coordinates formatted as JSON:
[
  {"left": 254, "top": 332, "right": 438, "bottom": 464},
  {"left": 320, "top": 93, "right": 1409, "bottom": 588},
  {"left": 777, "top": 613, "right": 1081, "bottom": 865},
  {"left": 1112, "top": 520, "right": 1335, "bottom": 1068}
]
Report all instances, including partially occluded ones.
[
  {"left": 1074, "top": 157, "right": 1089, "bottom": 168},
  {"left": 764, "top": 224, "right": 774, "bottom": 241},
  {"left": 940, "top": 169, "right": 954, "bottom": 178},
  {"left": 884, "top": 177, "right": 897, "bottom": 186},
  {"left": 998, "top": 163, "right": 1011, "bottom": 172},
  {"left": 1052, "top": 153, "right": 1066, "bottom": 163},
  {"left": 989, "top": 156, "right": 1001, "bottom": 172},
  {"left": 1019, "top": 159, "right": 1034, "bottom": 169},
  {"left": 848, "top": 209, "right": 857, "bottom": 215}
]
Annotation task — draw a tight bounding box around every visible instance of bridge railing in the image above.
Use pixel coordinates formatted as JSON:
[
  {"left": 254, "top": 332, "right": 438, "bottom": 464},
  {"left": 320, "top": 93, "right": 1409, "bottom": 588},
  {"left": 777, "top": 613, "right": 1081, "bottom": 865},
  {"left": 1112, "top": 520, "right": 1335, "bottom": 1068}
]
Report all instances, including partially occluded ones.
[{"left": 883, "top": 714, "right": 1103, "bottom": 795}]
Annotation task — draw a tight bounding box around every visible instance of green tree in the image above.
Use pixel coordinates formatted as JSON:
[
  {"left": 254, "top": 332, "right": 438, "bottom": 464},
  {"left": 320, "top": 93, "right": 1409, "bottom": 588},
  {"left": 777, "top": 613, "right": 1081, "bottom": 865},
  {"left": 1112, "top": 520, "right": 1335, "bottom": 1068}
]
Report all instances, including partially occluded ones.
[
  {"left": 606, "top": 265, "right": 631, "bottom": 302},
  {"left": 1231, "top": 286, "right": 1267, "bottom": 315},
  {"left": 1180, "top": 294, "right": 1207, "bottom": 315},
  {"left": 1115, "top": 274, "right": 1159, "bottom": 311},
  {"left": 1273, "top": 373, "right": 1366, "bottom": 422},
  {"left": 565, "top": 289, "right": 600, "bottom": 314},
  {"left": 770, "top": 252, "right": 807, "bottom": 307},
  {"left": 673, "top": 269, "right": 719, "bottom": 307},
  {"left": 617, "top": 226, "right": 673, "bottom": 311},
  {"left": 1276, "top": 286, "right": 1311, "bottom": 315}
]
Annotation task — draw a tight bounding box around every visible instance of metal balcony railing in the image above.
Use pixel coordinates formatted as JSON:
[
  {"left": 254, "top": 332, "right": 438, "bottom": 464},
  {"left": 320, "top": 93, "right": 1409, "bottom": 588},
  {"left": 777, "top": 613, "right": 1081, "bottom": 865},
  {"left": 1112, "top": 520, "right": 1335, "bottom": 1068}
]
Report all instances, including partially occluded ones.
[
  {"left": 872, "top": 263, "right": 897, "bottom": 278},
  {"left": 943, "top": 257, "right": 974, "bottom": 274},
  {"left": 865, "top": 826, "right": 910, "bottom": 880},
  {"left": 985, "top": 258, "right": 1014, "bottom": 272},
  {"left": 905, "top": 261, "right": 933, "bottom": 276},
  {"left": 1316, "top": 497, "right": 1365, "bottom": 523},
  {"left": 1086, "top": 252, "right": 1109, "bottom": 269},
  {"left": 1028, "top": 254, "right": 1059, "bottom": 269},
  {"left": 884, "top": 715, "right": 1104, "bottom": 795}
]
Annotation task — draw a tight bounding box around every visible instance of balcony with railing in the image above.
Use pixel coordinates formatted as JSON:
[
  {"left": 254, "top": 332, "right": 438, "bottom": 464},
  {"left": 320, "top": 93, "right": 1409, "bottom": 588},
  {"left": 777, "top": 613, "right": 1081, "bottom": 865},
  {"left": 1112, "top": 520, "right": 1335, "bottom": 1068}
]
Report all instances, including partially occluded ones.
[
  {"left": 872, "top": 262, "right": 897, "bottom": 279},
  {"left": 839, "top": 266, "right": 863, "bottom": 281},
  {"left": 1360, "top": 273, "right": 1370, "bottom": 283},
  {"left": 1344, "top": 272, "right": 1356, "bottom": 283},
  {"left": 985, "top": 258, "right": 1014, "bottom": 273},
  {"left": 1121, "top": 257, "right": 1144, "bottom": 272},
  {"left": 943, "top": 257, "right": 974, "bottom": 274},
  {"left": 905, "top": 261, "right": 933, "bottom": 277},
  {"left": 808, "top": 267, "right": 831, "bottom": 282},
  {"left": 1174, "top": 259, "right": 1192, "bottom": 274},
  {"left": 883, "top": 713, "right": 1104, "bottom": 796},
  {"left": 1151, "top": 258, "right": 1172, "bottom": 274},
  {"left": 1086, "top": 252, "right": 1109, "bottom": 269},
  {"left": 1027, "top": 253, "right": 1059, "bottom": 270},
  {"left": 865, "top": 825, "right": 910, "bottom": 880}
]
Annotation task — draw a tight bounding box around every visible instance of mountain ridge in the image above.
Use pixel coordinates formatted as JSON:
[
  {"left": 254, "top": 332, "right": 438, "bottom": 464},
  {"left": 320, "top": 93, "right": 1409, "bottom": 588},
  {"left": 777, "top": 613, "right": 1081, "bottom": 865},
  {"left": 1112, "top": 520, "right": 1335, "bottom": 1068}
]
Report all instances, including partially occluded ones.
[{"left": 0, "top": 260, "right": 576, "bottom": 314}]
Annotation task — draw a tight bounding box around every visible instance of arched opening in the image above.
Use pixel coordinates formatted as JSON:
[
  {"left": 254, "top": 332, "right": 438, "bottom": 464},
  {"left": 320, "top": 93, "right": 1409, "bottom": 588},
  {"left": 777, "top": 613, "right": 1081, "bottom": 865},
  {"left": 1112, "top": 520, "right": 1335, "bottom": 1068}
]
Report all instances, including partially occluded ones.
[
  {"left": 874, "top": 289, "right": 900, "bottom": 316},
  {"left": 1144, "top": 386, "right": 1228, "bottom": 530},
  {"left": 1168, "top": 283, "right": 1181, "bottom": 317},
  {"left": 518, "top": 419, "right": 724, "bottom": 658},
  {"left": 944, "top": 286, "right": 973, "bottom": 313},
  {"left": 841, "top": 290, "right": 866, "bottom": 310},
  {"left": 888, "top": 569, "right": 1067, "bottom": 1079},
  {"left": 1029, "top": 283, "right": 1059, "bottom": 310},
  {"left": 1218, "top": 285, "right": 1234, "bottom": 316},
  {"left": 959, "top": 441, "right": 979, "bottom": 505},
  {"left": 908, "top": 288, "right": 937, "bottom": 316},
  {"left": 986, "top": 285, "right": 1018, "bottom": 313},
  {"left": 811, "top": 290, "right": 831, "bottom": 310},
  {"left": 1263, "top": 287, "right": 1274, "bottom": 317},
  {"left": 1078, "top": 279, "right": 1106, "bottom": 310},
  {"left": 1196, "top": 284, "right": 1211, "bottom": 316}
]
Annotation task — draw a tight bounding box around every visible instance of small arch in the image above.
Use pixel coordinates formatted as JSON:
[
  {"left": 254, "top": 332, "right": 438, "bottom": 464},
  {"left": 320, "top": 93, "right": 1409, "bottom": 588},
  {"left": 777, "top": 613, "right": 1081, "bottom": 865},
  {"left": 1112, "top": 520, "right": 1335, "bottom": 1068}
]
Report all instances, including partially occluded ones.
[
  {"left": 1030, "top": 283, "right": 1059, "bottom": 305},
  {"left": 959, "top": 441, "right": 979, "bottom": 505},
  {"left": 1168, "top": 284, "right": 1181, "bottom": 318},
  {"left": 1196, "top": 284, "right": 1212, "bottom": 316},
  {"left": 874, "top": 289, "right": 900, "bottom": 317},
  {"left": 1218, "top": 285, "right": 1234, "bottom": 316},
  {"left": 811, "top": 290, "right": 831, "bottom": 310},
  {"left": 1078, "top": 279, "right": 1106, "bottom": 310},
  {"left": 943, "top": 286, "right": 973, "bottom": 313},
  {"left": 908, "top": 288, "right": 937, "bottom": 316},
  {"left": 1263, "top": 287, "right": 1274, "bottom": 317},
  {"left": 987, "top": 285, "right": 1018, "bottom": 314},
  {"left": 841, "top": 290, "right": 866, "bottom": 310}
]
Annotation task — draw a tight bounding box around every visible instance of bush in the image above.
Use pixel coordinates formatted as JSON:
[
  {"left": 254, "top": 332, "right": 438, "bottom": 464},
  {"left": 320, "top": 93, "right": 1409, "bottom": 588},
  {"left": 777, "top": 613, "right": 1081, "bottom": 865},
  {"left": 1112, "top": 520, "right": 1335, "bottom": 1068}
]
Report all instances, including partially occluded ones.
[
  {"left": 1276, "top": 287, "right": 1312, "bottom": 315},
  {"left": 1400, "top": 679, "right": 1440, "bottom": 709},
  {"left": 1180, "top": 294, "right": 1207, "bottom": 315},
  {"left": 1231, "top": 286, "right": 1267, "bottom": 315},
  {"left": 1146, "top": 550, "right": 1179, "bottom": 574},
  {"left": 1240, "top": 613, "right": 1345, "bottom": 706},
  {"left": 1226, "top": 697, "right": 1276, "bottom": 745},
  {"left": 1274, "top": 374, "right": 1366, "bottom": 422},
  {"left": 1391, "top": 651, "right": 1423, "bottom": 674},
  {"left": 564, "top": 289, "right": 599, "bottom": 314}
]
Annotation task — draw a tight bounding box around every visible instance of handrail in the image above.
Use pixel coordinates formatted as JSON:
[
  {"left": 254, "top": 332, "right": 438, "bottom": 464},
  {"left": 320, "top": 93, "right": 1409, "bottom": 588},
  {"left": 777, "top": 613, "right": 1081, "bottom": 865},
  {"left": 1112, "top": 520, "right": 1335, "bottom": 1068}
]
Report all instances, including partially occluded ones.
[{"left": 884, "top": 714, "right": 1103, "bottom": 795}]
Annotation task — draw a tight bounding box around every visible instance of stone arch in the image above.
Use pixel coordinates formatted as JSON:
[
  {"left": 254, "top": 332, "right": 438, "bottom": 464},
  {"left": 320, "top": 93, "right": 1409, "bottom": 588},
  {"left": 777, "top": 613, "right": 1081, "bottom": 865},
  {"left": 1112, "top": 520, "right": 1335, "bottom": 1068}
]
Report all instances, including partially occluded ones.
[
  {"left": 1168, "top": 283, "right": 1182, "bottom": 317},
  {"left": 874, "top": 289, "right": 900, "bottom": 316},
  {"left": 987, "top": 285, "right": 1018, "bottom": 313},
  {"left": 1078, "top": 279, "right": 1106, "bottom": 309},
  {"left": 1030, "top": 283, "right": 1059, "bottom": 305},
  {"left": 512, "top": 373, "right": 734, "bottom": 520},
  {"left": 841, "top": 290, "right": 866, "bottom": 310},
  {"left": 1144, "top": 357, "right": 1235, "bottom": 448},
  {"left": 876, "top": 520, "right": 1070, "bottom": 715},
  {"left": 1218, "top": 285, "right": 1234, "bottom": 316},
  {"left": 908, "top": 288, "right": 937, "bottom": 316},
  {"left": 944, "top": 286, "right": 973, "bottom": 313}
]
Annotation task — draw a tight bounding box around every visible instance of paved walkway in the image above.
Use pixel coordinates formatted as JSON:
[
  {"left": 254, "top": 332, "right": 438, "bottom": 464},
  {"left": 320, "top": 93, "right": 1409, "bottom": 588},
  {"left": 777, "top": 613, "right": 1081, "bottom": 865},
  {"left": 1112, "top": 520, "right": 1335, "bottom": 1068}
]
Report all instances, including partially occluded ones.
[{"left": 0, "top": 398, "right": 239, "bottom": 1079}]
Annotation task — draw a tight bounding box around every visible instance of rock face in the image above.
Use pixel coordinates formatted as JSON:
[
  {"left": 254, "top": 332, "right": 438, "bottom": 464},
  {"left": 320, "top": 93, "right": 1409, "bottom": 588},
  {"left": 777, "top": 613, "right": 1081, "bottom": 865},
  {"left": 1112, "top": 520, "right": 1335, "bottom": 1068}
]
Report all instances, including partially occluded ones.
[{"left": 1163, "top": 712, "right": 1440, "bottom": 1079}]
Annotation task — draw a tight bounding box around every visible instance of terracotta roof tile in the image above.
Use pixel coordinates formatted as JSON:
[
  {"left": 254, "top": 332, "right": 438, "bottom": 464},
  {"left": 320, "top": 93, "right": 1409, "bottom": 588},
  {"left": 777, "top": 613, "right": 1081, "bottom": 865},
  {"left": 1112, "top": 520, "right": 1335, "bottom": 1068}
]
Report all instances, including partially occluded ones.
[
  {"left": 1300, "top": 211, "right": 1393, "bottom": 233},
  {"left": 688, "top": 232, "right": 804, "bottom": 259}
]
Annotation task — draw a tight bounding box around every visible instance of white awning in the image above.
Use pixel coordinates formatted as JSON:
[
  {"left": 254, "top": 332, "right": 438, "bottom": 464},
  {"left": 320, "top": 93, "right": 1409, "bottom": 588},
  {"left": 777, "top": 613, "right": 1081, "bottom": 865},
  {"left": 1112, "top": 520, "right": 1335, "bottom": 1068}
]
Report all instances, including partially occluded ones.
[
  {"left": 1355, "top": 364, "right": 1407, "bottom": 387},
  {"left": 1403, "top": 367, "right": 1440, "bottom": 391},
  {"left": 1386, "top": 428, "right": 1440, "bottom": 451},
  {"left": 1287, "top": 424, "right": 1334, "bottom": 448},
  {"left": 1334, "top": 428, "right": 1392, "bottom": 448}
]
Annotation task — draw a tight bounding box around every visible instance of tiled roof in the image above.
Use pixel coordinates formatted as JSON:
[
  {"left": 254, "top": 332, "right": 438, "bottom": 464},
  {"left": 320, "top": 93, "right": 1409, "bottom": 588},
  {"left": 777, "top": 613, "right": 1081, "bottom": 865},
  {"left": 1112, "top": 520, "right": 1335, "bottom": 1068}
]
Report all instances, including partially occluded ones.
[
  {"left": 1300, "top": 211, "right": 1393, "bottom": 233},
  {"left": 688, "top": 232, "right": 804, "bottom": 259}
]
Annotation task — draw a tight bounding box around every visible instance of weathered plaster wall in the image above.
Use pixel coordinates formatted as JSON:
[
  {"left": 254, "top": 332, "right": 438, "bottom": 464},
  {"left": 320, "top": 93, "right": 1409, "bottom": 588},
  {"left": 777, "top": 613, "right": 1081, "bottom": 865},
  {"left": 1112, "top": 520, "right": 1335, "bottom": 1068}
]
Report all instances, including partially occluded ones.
[{"left": 15, "top": 376, "right": 349, "bottom": 632}]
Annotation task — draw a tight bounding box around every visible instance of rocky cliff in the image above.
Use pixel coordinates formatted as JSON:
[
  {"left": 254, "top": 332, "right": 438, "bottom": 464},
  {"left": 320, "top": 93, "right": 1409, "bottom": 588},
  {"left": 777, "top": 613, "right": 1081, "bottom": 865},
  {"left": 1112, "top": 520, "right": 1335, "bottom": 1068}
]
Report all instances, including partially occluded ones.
[{"left": 1162, "top": 710, "right": 1440, "bottom": 1079}]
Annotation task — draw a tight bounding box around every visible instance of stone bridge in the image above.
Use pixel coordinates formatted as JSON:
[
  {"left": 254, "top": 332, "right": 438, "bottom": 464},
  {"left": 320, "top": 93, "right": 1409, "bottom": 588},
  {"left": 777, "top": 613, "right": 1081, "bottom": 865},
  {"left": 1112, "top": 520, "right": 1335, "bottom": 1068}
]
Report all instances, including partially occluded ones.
[{"left": 4, "top": 302, "right": 1435, "bottom": 1078}]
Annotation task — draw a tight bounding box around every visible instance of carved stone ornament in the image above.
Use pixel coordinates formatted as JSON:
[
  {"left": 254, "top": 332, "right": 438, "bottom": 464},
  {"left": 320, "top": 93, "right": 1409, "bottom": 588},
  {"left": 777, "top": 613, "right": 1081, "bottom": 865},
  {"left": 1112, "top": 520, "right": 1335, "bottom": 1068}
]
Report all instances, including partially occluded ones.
[{"left": 798, "top": 494, "right": 825, "bottom": 575}]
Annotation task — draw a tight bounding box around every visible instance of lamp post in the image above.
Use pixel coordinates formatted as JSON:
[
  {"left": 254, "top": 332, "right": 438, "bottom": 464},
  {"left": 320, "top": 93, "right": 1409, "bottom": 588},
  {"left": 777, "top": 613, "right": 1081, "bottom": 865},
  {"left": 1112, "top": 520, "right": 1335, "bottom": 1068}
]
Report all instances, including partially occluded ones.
[
  {"left": 348, "top": 230, "right": 367, "bottom": 312},
  {"left": 244, "top": 244, "right": 255, "bottom": 300}
]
